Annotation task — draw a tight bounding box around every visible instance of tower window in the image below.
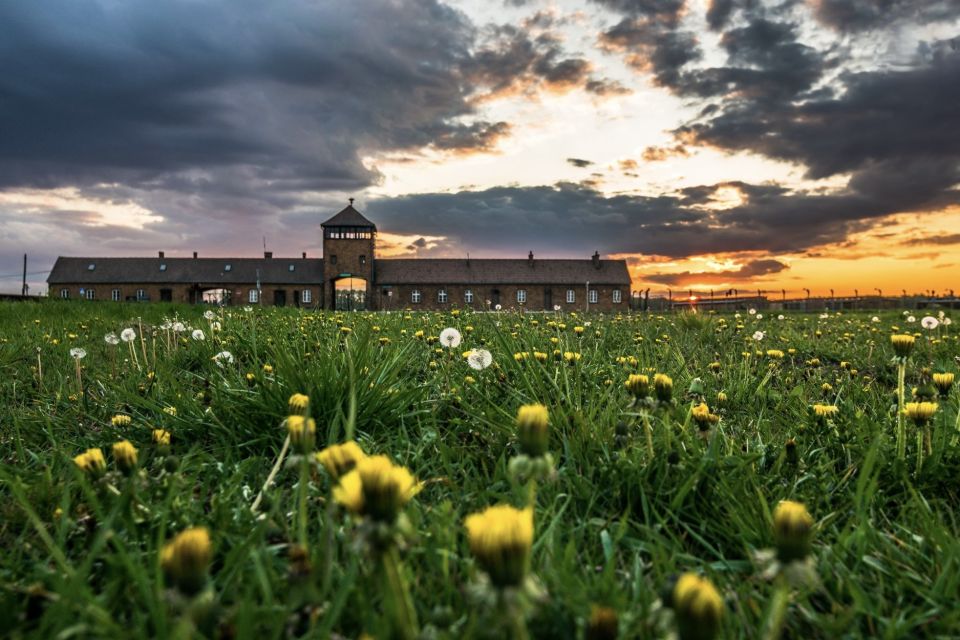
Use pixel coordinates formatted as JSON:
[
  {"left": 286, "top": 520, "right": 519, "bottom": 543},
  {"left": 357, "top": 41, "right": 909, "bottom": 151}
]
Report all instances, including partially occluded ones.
[
  {"left": 360, "top": 255, "right": 366, "bottom": 265},
  {"left": 330, "top": 255, "right": 337, "bottom": 265}
]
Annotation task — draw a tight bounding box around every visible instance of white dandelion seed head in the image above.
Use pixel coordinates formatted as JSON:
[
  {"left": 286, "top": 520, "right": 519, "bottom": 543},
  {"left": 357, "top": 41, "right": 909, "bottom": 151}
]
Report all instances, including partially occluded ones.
[
  {"left": 192, "top": 329, "right": 205, "bottom": 341},
  {"left": 752, "top": 331, "right": 765, "bottom": 341},
  {"left": 734, "top": 313, "right": 741, "bottom": 318},
  {"left": 204, "top": 310, "right": 216, "bottom": 320},
  {"left": 871, "top": 316, "right": 880, "bottom": 323},
  {"left": 943, "top": 317, "right": 952, "bottom": 326},
  {"left": 777, "top": 314, "right": 785, "bottom": 321},
  {"left": 243, "top": 306, "right": 253, "bottom": 312},
  {"left": 553, "top": 305, "right": 561, "bottom": 311},
  {"left": 467, "top": 348, "right": 493, "bottom": 370},
  {"left": 211, "top": 321, "right": 221, "bottom": 331},
  {"left": 172, "top": 322, "right": 186, "bottom": 332},
  {"left": 213, "top": 351, "right": 234, "bottom": 367},
  {"left": 69, "top": 347, "right": 87, "bottom": 360},
  {"left": 104, "top": 333, "right": 119, "bottom": 345},
  {"left": 120, "top": 328, "right": 136, "bottom": 342},
  {"left": 495, "top": 304, "right": 502, "bottom": 311},
  {"left": 749, "top": 308, "right": 757, "bottom": 315},
  {"left": 819, "top": 313, "right": 829, "bottom": 319},
  {"left": 756, "top": 314, "right": 763, "bottom": 320},
  {"left": 938, "top": 310, "right": 945, "bottom": 319},
  {"left": 907, "top": 315, "right": 916, "bottom": 323},
  {"left": 921, "top": 316, "right": 939, "bottom": 330},
  {"left": 439, "top": 327, "right": 462, "bottom": 348}
]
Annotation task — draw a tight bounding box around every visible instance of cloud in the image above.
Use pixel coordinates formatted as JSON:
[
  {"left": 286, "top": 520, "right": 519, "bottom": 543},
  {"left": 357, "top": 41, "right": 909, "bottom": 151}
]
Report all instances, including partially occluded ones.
[
  {"left": 567, "top": 158, "right": 594, "bottom": 167},
  {"left": 900, "top": 233, "right": 960, "bottom": 247},
  {"left": 810, "top": 0, "right": 960, "bottom": 32},
  {"left": 640, "top": 258, "right": 789, "bottom": 286},
  {"left": 641, "top": 144, "right": 690, "bottom": 161}
]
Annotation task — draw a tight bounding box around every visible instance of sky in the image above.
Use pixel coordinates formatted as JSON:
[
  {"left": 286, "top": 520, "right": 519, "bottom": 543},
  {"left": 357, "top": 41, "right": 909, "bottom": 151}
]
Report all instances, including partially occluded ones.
[{"left": 1, "top": 0, "right": 958, "bottom": 296}]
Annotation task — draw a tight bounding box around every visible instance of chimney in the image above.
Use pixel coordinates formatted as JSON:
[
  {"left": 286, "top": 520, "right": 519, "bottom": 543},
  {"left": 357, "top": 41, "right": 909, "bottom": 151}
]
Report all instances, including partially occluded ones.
[
  {"left": 193, "top": 251, "right": 198, "bottom": 259},
  {"left": 592, "top": 251, "right": 600, "bottom": 269},
  {"left": 158, "top": 251, "right": 165, "bottom": 259},
  {"left": 264, "top": 251, "right": 273, "bottom": 259},
  {"left": 528, "top": 250, "right": 534, "bottom": 267},
  {"left": 302, "top": 252, "right": 307, "bottom": 259}
]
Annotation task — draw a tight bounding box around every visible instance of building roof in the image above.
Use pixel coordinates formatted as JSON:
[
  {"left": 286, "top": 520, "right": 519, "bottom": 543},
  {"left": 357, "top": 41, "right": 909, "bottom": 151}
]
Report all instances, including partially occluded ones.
[
  {"left": 374, "top": 258, "right": 631, "bottom": 286},
  {"left": 47, "top": 257, "right": 323, "bottom": 285},
  {"left": 321, "top": 202, "right": 376, "bottom": 228}
]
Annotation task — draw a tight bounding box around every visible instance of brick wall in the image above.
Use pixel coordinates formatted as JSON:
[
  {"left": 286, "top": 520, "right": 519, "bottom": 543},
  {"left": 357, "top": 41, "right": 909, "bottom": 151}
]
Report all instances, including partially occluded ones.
[
  {"left": 372, "top": 283, "right": 628, "bottom": 312},
  {"left": 50, "top": 283, "right": 320, "bottom": 307}
]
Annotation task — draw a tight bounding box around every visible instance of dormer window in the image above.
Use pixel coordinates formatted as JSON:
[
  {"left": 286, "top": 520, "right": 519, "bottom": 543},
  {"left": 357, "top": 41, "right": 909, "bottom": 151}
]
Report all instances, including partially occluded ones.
[
  {"left": 224, "top": 264, "right": 232, "bottom": 272},
  {"left": 87, "top": 263, "right": 95, "bottom": 271},
  {"left": 159, "top": 264, "right": 167, "bottom": 271}
]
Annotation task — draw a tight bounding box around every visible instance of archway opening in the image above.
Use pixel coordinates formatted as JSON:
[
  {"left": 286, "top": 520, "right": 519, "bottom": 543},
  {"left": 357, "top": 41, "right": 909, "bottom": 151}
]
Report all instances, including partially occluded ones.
[
  {"left": 334, "top": 277, "right": 367, "bottom": 311},
  {"left": 202, "top": 288, "right": 230, "bottom": 305}
]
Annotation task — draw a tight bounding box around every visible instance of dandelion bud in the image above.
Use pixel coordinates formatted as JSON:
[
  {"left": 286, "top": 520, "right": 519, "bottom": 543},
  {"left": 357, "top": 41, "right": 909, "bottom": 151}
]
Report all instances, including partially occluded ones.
[
  {"left": 654, "top": 373, "right": 673, "bottom": 402},
  {"left": 932, "top": 372, "right": 954, "bottom": 397},
  {"left": 161, "top": 527, "right": 212, "bottom": 595},
  {"left": 624, "top": 374, "right": 650, "bottom": 398},
  {"left": 516, "top": 403, "right": 550, "bottom": 457},
  {"left": 111, "top": 414, "right": 132, "bottom": 428},
  {"left": 890, "top": 334, "right": 915, "bottom": 358},
  {"left": 316, "top": 441, "right": 366, "bottom": 479},
  {"left": 464, "top": 504, "right": 533, "bottom": 589},
  {"left": 152, "top": 428, "right": 171, "bottom": 449},
  {"left": 288, "top": 393, "right": 310, "bottom": 415},
  {"left": 811, "top": 404, "right": 838, "bottom": 421},
  {"left": 773, "top": 500, "right": 814, "bottom": 563},
  {"left": 716, "top": 391, "right": 727, "bottom": 405},
  {"left": 73, "top": 448, "right": 106, "bottom": 478},
  {"left": 903, "top": 402, "right": 938, "bottom": 426},
  {"left": 690, "top": 403, "right": 719, "bottom": 431},
  {"left": 784, "top": 438, "right": 798, "bottom": 464},
  {"left": 286, "top": 415, "right": 316, "bottom": 454},
  {"left": 586, "top": 605, "right": 619, "bottom": 640},
  {"left": 670, "top": 573, "right": 723, "bottom": 640},
  {"left": 112, "top": 440, "right": 138, "bottom": 475},
  {"left": 333, "top": 455, "right": 418, "bottom": 523}
]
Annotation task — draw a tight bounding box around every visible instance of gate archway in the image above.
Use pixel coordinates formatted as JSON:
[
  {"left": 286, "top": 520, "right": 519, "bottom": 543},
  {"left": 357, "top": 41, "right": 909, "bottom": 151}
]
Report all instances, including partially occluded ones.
[{"left": 333, "top": 277, "right": 367, "bottom": 311}]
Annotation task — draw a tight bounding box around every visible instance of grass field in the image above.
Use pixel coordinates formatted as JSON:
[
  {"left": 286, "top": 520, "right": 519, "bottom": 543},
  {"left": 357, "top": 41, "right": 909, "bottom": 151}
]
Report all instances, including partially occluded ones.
[{"left": 1, "top": 301, "right": 958, "bottom": 639}]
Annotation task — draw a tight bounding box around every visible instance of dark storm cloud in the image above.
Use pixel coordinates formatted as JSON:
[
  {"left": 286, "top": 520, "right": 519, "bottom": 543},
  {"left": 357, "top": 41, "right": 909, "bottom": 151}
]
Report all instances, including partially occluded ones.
[
  {"left": 641, "top": 258, "right": 789, "bottom": 286},
  {"left": 364, "top": 179, "right": 922, "bottom": 259},
  {"left": 810, "top": 0, "right": 960, "bottom": 32}
]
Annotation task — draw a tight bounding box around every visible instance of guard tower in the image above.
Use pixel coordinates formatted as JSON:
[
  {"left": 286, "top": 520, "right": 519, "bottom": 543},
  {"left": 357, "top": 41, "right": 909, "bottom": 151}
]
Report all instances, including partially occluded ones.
[{"left": 321, "top": 199, "right": 376, "bottom": 310}]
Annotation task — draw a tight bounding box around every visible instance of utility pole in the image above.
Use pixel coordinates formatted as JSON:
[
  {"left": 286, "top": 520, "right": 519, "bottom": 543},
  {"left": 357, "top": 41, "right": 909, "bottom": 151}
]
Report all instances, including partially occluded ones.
[{"left": 22, "top": 254, "right": 27, "bottom": 296}]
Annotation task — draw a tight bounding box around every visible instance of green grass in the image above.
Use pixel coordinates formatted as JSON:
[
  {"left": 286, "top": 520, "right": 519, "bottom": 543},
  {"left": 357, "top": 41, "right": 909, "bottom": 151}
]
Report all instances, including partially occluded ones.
[{"left": 1, "top": 301, "right": 958, "bottom": 639}]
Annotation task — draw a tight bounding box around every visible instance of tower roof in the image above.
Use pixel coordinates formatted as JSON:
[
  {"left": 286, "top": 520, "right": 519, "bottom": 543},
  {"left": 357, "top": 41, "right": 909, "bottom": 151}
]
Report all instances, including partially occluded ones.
[{"left": 321, "top": 199, "right": 376, "bottom": 228}]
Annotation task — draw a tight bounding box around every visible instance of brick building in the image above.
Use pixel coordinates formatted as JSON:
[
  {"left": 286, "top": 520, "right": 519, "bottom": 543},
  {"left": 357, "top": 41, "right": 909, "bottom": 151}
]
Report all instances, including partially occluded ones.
[{"left": 48, "top": 201, "right": 632, "bottom": 311}]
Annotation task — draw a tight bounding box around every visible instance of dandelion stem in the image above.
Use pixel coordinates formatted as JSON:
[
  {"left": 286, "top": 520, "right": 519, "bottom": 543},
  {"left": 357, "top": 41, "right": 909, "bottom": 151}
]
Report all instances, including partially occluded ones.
[
  {"left": 380, "top": 544, "right": 419, "bottom": 640},
  {"left": 297, "top": 456, "right": 309, "bottom": 546},
  {"left": 762, "top": 579, "right": 791, "bottom": 640},
  {"left": 642, "top": 411, "right": 654, "bottom": 458},
  {"left": 251, "top": 435, "right": 290, "bottom": 514},
  {"left": 896, "top": 361, "right": 906, "bottom": 460}
]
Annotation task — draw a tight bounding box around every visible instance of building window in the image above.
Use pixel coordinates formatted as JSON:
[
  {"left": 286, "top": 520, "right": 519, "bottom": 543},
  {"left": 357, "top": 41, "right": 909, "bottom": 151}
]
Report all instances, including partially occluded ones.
[
  {"left": 159, "top": 264, "right": 167, "bottom": 271},
  {"left": 566, "top": 289, "right": 575, "bottom": 303},
  {"left": 360, "top": 255, "right": 367, "bottom": 265},
  {"left": 465, "top": 289, "right": 473, "bottom": 303},
  {"left": 330, "top": 255, "right": 337, "bottom": 265},
  {"left": 612, "top": 289, "right": 622, "bottom": 303},
  {"left": 137, "top": 289, "right": 146, "bottom": 301},
  {"left": 517, "top": 289, "right": 527, "bottom": 304},
  {"left": 224, "top": 264, "right": 232, "bottom": 271},
  {"left": 438, "top": 289, "right": 448, "bottom": 303},
  {"left": 289, "top": 264, "right": 295, "bottom": 272},
  {"left": 411, "top": 290, "right": 422, "bottom": 304},
  {"left": 87, "top": 263, "right": 95, "bottom": 271},
  {"left": 60, "top": 289, "right": 69, "bottom": 299},
  {"left": 111, "top": 289, "right": 121, "bottom": 301},
  {"left": 301, "top": 289, "right": 312, "bottom": 304},
  {"left": 85, "top": 289, "right": 96, "bottom": 300},
  {"left": 589, "top": 289, "right": 598, "bottom": 304},
  {"left": 249, "top": 289, "right": 259, "bottom": 303}
]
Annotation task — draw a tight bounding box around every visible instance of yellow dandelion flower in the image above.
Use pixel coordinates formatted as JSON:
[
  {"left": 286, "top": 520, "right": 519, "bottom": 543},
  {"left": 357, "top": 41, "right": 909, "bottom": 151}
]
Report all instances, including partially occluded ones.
[
  {"left": 672, "top": 573, "right": 723, "bottom": 640},
  {"left": 152, "top": 429, "right": 171, "bottom": 448},
  {"left": 625, "top": 374, "right": 650, "bottom": 398},
  {"left": 112, "top": 440, "right": 138, "bottom": 474},
  {"left": 288, "top": 393, "right": 310, "bottom": 415},
  {"left": 932, "top": 372, "right": 954, "bottom": 396},
  {"left": 586, "top": 605, "right": 619, "bottom": 640},
  {"left": 903, "top": 402, "right": 938, "bottom": 424},
  {"left": 516, "top": 403, "right": 550, "bottom": 457},
  {"left": 654, "top": 373, "right": 673, "bottom": 402},
  {"left": 464, "top": 504, "right": 533, "bottom": 588},
  {"left": 317, "top": 441, "right": 366, "bottom": 479},
  {"left": 111, "top": 414, "right": 132, "bottom": 427},
  {"left": 334, "top": 455, "right": 419, "bottom": 522},
  {"left": 286, "top": 415, "right": 316, "bottom": 454},
  {"left": 772, "top": 500, "right": 814, "bottom": 563},
  {"left": 890, "top": 334, "right": 915, "bottom": 358},
  {"left": 161, "top": 527, "right": 212, "bottom": 595},
  {"left": 73, "top": 448, "right": 106, "bottom": 477}
]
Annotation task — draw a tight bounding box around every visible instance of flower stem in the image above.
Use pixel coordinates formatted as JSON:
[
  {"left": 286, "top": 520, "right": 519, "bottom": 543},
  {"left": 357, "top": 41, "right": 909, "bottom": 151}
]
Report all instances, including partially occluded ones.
[
  {"left": 297, "top": 456, "right": 309, "bottom": 546},
  {"left": 762, "top": 580, "right": 790, "bottom": 640},
  {"left": 896, "top": 361, "right": 906, "bottom": 459},
  {"left": 380, "top": 544, "right": 419, "bottom": 640}
]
